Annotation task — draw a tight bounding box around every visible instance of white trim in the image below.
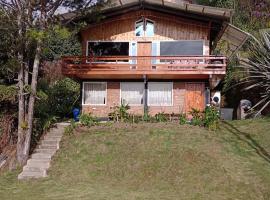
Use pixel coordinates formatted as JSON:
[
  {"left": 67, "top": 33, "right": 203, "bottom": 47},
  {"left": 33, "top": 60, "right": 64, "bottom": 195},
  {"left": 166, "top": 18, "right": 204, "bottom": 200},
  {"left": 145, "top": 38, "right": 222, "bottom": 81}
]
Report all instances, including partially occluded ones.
[
  {"left": 147, "top": 82, "right": 173, "bottom": 106},
  {"left": 82, "top": 82, "right": 107, "bottom": 106},
  {"left": 129, "top": 41, "right": 137, "bottom": 65},
  {"left": 135, "top": 18, "right": 155, "bottom": 37},
  {"left": 120, "top": 82, "right": 144, "bottom": 106},
  {"left": 135, "top": 19, "right": 144, "bottom": 37}
]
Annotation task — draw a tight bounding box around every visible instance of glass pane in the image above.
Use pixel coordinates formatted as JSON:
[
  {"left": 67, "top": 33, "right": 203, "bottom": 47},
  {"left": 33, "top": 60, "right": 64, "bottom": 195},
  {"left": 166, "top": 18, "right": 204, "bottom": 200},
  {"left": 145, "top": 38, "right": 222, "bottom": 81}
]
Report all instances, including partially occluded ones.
[
  {"left": 84, "top": 83, "right": 106, "bottom": 105},
  {"left": 146, "top": 20, "right": 154, "bottom": 37},
  {"left": 148, "top": 82, "right": 172, "bottom": 106},
  {"left": 121, "top": 82, "right": 144, "bottom": 105},
  {"left": 130, "top": 42, "right": 137, "bottom": 64},
  {"left": 135, "top": 20, "right": 144, "bottom": 36},
  {"left": 88, "top": 42, "right": 129, "bottom": 56},
  {"left": 160, "top": 41, "right": 203, "bottom": 56},
  {"left": 151, "top": 42, "right": 158, "bottom": 64}
]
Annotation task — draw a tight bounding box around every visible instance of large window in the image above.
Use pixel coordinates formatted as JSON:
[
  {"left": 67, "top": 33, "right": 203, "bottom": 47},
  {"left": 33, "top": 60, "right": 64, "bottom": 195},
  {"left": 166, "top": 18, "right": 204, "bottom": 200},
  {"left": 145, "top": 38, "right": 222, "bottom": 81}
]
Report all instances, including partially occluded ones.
[
  {"left": 160, "top": 41, "right": 203, "bottom": 56},
  {"left": 87, "top": 42, "right": 129, "bottom": 57},
  {"left": 148, "top": 82, "right": 173, "bottom": 106},
  {"left": 121, "top": 82, "right": 144, "bottom": 105},
  {"left": 135, "top": 19, "right": 154, "bottom": 37},
  {"left": 83, "top": 82, "right": 107, "bottom": 105}
]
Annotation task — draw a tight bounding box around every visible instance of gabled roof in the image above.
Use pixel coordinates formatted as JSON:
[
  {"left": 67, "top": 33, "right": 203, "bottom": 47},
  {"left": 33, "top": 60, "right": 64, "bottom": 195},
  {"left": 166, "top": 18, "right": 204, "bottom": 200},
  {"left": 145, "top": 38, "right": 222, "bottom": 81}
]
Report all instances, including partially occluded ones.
[
  {"left": 61, "top": 0, "right": 233, "bottom": 23},
  {"left": 106, "top": 0, "right": 233, "bottom": 20},
  {"left": 61, "top": 0, "right": 249, "bottom": 59}
]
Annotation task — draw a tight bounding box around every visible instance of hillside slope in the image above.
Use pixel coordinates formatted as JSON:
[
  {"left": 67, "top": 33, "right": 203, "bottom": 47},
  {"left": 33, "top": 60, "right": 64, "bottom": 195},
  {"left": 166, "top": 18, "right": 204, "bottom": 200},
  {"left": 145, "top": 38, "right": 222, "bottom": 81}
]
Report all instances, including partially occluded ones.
[{"left": 0, "top": 119, "right": 270, "bottom": 200}]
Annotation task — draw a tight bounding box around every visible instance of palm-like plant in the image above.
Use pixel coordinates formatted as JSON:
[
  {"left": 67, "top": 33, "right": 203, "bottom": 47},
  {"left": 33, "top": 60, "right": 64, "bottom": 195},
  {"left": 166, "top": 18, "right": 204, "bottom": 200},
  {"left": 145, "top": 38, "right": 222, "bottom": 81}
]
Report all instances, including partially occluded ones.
[{"left": 239, "top": 29, "right": 270, "bottom": 116}]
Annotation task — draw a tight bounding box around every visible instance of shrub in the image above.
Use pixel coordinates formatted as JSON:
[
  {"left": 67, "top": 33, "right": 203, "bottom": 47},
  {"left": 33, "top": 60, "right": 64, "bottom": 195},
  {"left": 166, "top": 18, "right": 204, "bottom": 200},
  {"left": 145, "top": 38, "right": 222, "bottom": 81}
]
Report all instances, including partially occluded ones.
[
  {"left": 189, "top": 108, "right": 204, "bottom": 126},
  {"left": 109, "top": 103, "right": 130, "bottom": 122},
  {"left": 155, "top": 112, "right": 168, "bottom": 122},
  {"left": 64, "top": 120, "right": 78, "bottom": 135},
  {"left": 204, "top": 106, "right": 220, "bottom": 130},
  {"left": 179, "top": 113, "right": 187, "bottom": 125},
  {"left": 80, "top": 113, "right": 98, "bottom": 127}
]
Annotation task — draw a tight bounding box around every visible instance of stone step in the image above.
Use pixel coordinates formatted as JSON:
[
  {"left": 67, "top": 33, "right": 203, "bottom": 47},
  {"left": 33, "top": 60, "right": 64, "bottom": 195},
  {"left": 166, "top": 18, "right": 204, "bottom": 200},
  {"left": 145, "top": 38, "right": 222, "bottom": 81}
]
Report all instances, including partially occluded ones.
[
  {"left": 44, "top": 135, "right": 62, "bottom": 140},
  {"left": 23, "top": 165, "right": 48, "bottom": 172},
  {"left": 38, "top": 144, "right": 58, "bottom": 150},
  {"left": 18, "top": 122, "right": 69, "bottom": 180},
  {"left": 27, "top": 161, "right": 50, "bottom": 169},
  {"left": 18, "top": 171, "right": 47, "bottom": 180},
  {"left": 31, "top": 153, "right": 52, "bottom": 160},
  {"left": 35, "top": 149, "right": 57, "bottom": 154},
  {"left": 29, "top": 157, "right": 51, "bottom": 162},
  {"left": 47, "top": 129, "right": 63, "bottom": 134},
  {"left": 27, "top": 158, "right": 50, "bottom": 164},
  {"left": 41, "top": 140, "right": 59, "bottom": 146}
]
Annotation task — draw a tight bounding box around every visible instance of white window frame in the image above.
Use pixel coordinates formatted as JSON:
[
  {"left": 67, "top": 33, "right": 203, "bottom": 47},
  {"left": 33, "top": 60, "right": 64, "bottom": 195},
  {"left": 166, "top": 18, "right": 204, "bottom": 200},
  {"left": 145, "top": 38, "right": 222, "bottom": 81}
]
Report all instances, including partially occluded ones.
[
  {"left": 158, "top": 40, "right": 205, "bottom": 56},
  {"left": 135, "top": 19, "right": 144, "bottom": 37},
  {"left": 147, "top": 82, "right": 173, "bottom": 106},
  {"left": 134, "top": 18, "right": 155, "bottom": 37},
  {"left": 120, "top": 82, "right": 144, "bottom": 106},
  {"left": 82, "top": 82, "right": 107, "bottom": 106},
  {"left": 152, "top": 40, "right": 205, "bottom": 65}
]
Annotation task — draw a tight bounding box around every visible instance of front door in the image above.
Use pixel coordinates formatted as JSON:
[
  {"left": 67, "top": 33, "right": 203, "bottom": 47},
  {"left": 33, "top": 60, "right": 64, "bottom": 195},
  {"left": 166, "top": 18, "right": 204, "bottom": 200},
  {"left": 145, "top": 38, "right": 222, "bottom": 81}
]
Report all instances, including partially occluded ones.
[
  {"left": 137, "top": 42, "right": 152, "bottom": 70},
  {"left": 185, "top": 83, "right": 205, "bottom": 113}
]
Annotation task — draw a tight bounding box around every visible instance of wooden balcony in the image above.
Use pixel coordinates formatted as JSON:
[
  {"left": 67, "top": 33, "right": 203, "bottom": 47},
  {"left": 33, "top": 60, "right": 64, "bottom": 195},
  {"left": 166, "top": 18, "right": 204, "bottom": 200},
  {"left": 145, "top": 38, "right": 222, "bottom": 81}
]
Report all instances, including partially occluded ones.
[{"left": 62, "top": 56, "right": 227, "bottom": 79}]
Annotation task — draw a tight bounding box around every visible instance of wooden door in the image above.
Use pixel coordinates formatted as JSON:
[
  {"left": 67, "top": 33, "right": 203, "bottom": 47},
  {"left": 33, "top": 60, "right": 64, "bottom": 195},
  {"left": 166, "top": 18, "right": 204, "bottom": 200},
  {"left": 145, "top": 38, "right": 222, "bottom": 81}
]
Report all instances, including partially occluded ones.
[
  {"left": 185, "top": 83, "right": 205, "bottom": 113},
  {"left": 137, "top": 42, "right": 152, "bottom": 70}
]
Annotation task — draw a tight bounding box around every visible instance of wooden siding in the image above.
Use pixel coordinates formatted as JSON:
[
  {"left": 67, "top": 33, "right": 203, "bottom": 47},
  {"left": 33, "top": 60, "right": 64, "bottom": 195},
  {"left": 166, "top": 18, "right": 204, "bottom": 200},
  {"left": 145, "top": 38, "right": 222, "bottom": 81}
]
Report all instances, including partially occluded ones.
[{"left": 81, "top": 10, "right": 210, "bottom": 55}]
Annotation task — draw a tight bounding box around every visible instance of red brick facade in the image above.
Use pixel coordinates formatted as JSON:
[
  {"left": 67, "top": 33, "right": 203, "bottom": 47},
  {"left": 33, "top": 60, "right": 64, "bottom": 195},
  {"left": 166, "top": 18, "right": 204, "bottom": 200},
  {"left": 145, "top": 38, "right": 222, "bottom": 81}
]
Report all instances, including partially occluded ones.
[{"left": 82, "top": 81, "right": 205, "bottom": 117}]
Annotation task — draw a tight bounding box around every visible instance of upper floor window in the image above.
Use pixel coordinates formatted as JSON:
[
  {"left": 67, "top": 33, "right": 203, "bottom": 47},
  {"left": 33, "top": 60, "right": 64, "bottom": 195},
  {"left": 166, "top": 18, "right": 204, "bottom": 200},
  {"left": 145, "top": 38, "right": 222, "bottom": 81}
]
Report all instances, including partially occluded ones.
[
  {"left": 135, "top": 19, "right": 154, "bottom": 37},
  {"left": 88, "top": 42, "right": 129, "bottom": 57}
]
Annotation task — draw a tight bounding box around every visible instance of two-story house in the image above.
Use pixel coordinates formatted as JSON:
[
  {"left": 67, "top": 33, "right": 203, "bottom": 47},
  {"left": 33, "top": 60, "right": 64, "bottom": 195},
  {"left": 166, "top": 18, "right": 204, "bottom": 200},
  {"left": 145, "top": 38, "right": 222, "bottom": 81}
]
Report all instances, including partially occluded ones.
[{"left": 62, "top": 0, "right": 249, "bottom": 117}]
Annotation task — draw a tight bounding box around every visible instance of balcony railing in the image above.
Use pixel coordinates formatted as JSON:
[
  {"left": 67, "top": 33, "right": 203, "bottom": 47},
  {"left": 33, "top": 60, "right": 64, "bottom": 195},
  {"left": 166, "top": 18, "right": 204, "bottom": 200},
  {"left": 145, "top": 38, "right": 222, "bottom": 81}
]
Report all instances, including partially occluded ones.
[{"left": 62, "top": 56, "right": 227, "bottom": 75}]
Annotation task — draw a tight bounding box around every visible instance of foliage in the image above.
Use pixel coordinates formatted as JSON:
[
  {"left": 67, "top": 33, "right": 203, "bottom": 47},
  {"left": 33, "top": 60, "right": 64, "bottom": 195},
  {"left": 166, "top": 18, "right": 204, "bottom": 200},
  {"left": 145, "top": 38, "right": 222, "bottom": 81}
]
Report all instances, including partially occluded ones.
[
  {"left": 179, "top": 113, "right": 187, "bottom": 125},
  {"left": 0, "top": 85, "right": 17, "bottom": 103},
  {"left": 189, "top": 108, "right": 204, "bottom": 126},
  {"left": 64, "top": 120, "right": 78, "bottom": 135},
  {"left": 204, "top": 106, "right": 220, "bottom": 130},
  {"left": 80, "top": 113, "right": 98, "bottom": 127},
  {"left": 237, "top": 29, "right": 270, "bottom": 116},
  {"left": 109, "top": 103, "right": 130, "bottom": 122},
  {"left": 155, "top": 112, "right": 168, "bottom": 122},
  {"left": 196, "top": 0, "right": 270, "bottom": 31},
  {"left": 36, "top": 78, "right": 80, "bottom": 120},
  {"left": 42, "top": 26, "right": 81, "bottom": 61}
]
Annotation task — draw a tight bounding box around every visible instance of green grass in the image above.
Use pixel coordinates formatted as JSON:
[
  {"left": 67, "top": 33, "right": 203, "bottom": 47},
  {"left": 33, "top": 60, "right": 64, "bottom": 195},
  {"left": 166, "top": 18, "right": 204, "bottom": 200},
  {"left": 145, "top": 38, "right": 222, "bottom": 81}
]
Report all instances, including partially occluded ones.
[{"left": 1, "top": 119, "right": 270, "bottom": 200}]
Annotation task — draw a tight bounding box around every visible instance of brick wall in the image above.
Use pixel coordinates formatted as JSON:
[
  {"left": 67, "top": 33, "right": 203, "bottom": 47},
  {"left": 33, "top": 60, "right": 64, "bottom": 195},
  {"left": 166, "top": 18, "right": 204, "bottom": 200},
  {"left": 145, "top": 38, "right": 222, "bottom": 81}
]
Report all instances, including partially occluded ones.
[{"left": 82, "top": 81, "right": 204, "bottom": 117}]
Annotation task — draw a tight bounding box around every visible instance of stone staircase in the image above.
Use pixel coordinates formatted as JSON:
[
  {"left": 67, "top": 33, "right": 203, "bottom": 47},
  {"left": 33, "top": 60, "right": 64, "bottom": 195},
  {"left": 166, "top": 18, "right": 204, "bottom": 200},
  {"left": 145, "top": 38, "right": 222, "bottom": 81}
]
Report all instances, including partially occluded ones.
[{"left": 18, "top": 122, "right": 69, "bottom": 180}]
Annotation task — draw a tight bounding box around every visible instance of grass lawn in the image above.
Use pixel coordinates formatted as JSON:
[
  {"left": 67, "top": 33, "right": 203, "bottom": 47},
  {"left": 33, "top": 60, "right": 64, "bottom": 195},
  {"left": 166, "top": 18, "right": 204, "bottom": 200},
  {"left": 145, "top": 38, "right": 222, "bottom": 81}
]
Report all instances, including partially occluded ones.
[{"left": 1, "top": 119, "right": 270, "bottom": 200}]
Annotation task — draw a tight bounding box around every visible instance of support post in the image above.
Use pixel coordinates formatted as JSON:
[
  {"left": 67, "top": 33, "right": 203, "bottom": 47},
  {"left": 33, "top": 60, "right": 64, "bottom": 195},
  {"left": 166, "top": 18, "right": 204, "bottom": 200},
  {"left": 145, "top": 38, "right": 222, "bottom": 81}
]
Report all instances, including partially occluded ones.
[{"left": 143, "top": 75, "right": 148, "bottom": 115}]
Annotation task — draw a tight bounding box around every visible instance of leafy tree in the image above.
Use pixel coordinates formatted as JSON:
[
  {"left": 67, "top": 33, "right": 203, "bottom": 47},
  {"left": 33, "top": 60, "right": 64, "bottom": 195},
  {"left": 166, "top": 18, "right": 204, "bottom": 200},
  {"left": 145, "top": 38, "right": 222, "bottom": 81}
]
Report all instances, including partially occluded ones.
[{"left": 0, "top": 0, "right": 106, "bottom": 166}]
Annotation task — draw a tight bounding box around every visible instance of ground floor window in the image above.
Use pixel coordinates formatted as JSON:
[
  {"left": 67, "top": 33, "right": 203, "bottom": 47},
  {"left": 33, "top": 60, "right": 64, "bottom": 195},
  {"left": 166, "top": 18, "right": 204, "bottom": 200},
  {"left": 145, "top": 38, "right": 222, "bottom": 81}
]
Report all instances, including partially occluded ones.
[
  {"left": 83, "top": 82, "right": 107, "bottom": 105},
  {"left": 121, "top": 82, "right": 144, "bottom": 105},
  {"left": 148, "top": 82, "right": 173, "bottom": 106}
]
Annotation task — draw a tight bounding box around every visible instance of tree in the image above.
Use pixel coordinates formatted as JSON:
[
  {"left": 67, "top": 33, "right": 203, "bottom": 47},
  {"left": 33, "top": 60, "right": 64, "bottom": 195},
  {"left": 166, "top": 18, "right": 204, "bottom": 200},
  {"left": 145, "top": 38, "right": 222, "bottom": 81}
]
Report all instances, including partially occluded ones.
[{"left": 0, "top": 0, "right": 106, "bottom": 165}]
